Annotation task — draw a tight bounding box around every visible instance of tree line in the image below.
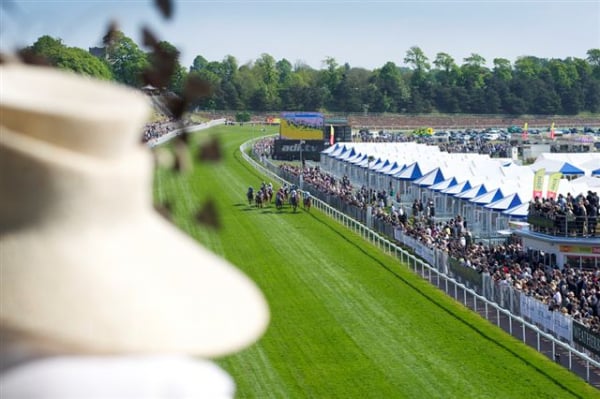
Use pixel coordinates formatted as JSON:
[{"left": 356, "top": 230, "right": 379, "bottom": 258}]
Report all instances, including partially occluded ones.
[{"left": 25, "top": 32, "right": 600, "bottom": 116}]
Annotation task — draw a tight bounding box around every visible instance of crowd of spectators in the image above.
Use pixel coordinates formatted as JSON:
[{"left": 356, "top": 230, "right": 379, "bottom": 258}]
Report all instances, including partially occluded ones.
[
  {"left": 254, "top": 138, "right": 274, "bottom": 160},
  {"left": 142, "top": 118, "right": 197, "bottom": 143},
  {"left": 274, "top": 159, "right": 600, "bottom": 334},
  {"left": 529, "top": 192, "right": 599, "bottom": 237}
]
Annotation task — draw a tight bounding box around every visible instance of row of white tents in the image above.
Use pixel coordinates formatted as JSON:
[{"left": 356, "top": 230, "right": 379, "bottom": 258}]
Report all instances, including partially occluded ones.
[{"left": 319, "top": 143, "right": 600, "bottom": 238}]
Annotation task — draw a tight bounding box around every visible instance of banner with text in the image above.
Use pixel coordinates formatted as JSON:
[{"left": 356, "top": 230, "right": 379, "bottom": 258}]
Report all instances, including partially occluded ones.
[
  {"left": 532, "top": 168, "right": 545, "bottom": 199},
  {"left": 546, "top": 172, "right": 562, "bottom": 200},
  {"left": 520, "top": 294, "right": 572, "bottom": 342},
  {"left": 573, "top": 320, "right": 600, "bottom": 356}
]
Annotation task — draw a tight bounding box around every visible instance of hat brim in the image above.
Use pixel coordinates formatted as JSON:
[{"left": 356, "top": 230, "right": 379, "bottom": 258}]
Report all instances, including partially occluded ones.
[
  {"left": 1, "top": 211, "right": 270, "bottom": 357},
  {"left": 0, "top": 127, "right": 269, "bottom": 357}
]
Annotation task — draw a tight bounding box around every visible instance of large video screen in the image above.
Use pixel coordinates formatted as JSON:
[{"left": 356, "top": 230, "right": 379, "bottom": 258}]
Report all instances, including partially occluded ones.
[{"left": 280, "top": 112, "right": 324, "bottom": 140}]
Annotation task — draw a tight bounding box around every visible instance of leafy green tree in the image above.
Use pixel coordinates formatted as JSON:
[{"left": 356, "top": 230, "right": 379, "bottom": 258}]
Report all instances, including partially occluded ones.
[
  {"left": 370, "top": 62, "right": 409, "bottom": 113},
  {"left": 432, "top": 53, "right": 461, "bottom": 112},
  {"left": 492, "top": 58, "right": 512, "bottom": 82},
  {"left": 105, "top": 31, "right": 148, "bottom": 86},
  {"left": 279, "top": 67, "right": 317, "bottom": 110},
  {"left": 28, "top": 36, "right": 112, "bottom": 80},
  {"left": 60, "top": 47, "right": 113, "bottom": 79},
  {"left": 461, "top": 53, "right": 489, "bottom": 90},
  {"left": 276, "top": 58, "right": 293, "bottom": 85},
  {"left": 404, "top": 46, "right": 430, "bottom": 74},
  {"left": 29, "top": 35, "right": 64, "bottom": 63},
  {"left": 584, "top": 80, "right": 600, "bottom": 112},
  {"left": 150, "top": 40, "right": 187, "bottom": 94},
  {"left": 216, "top": 55, "right": 240, "bottom": 109},
  {"left": 254, "top": 53, "right": 279, "bottom": 86},
  {"left": 189, "top": 65, "right": 222, "bottom": 109},
  {"left": 571, "top": 57, "right": 598, "bottom": 113},
  {"left": 331, "top": 66, "right": 371, "bottom": 112},
  {"left": 404, "top": 46, "right": 433, "bottom": 113},
  {"left": 249, "top": 85, "right": 270, "bottom": 111},
  {"left": 234, "top": 63, "right": 259, "bottom": 109},
  {"left": 319, "top": 56, "right": 344, "bottom": 108},
  {"left": 252, "top": 53, "right": 281, "bottom": 110},
  {"left": 190, "top": 55, "right": 208, "bottom": 72},
  {"left": 458, "top": 54, "right": 490, "bottom": 112},
  {"left": 433, "top": 52, "right": 459, "bottom": 86},
  {"left": 587, "top": 48, "right": 600, "bottom": 79},
  {"left": 514, "top": 56, "right": 546, "bottom": 79},
  {"left": 235, "top": 111, "right": 251, "bottom": 122}
]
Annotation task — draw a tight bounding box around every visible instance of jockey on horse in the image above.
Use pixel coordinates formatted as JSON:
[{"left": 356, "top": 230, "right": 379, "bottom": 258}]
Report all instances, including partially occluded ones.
[
  {"left": 290, "top": 188, "right": 299, "bottom": 212},
  {"left": 265, "top": 182, "right": 273, "bottom": 203},
  {"left": 303, "top": 191, "right": 312, "bottom": 211},
  {"left": 246, "top": 186, "right": 254, "bottom": 205},
  {"left": 275, "top": 190, "right": 284, "bottom": 210},
  {"left": 282, "top": 183, "right": 289, "bottom": 202},
  {"left": 255, "top": 188, "right": 264, "bottom": 208}
]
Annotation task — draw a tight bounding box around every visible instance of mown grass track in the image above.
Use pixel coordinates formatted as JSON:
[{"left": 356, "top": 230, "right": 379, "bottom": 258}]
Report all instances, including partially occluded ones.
[{"left": 153, "top": 125, "right": 599, "bottom": 399}]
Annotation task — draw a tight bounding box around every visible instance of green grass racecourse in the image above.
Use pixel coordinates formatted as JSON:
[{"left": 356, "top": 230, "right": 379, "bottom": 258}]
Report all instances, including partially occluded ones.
[{"left": 153, "top": 125, "right": 598, "bottom": 399}]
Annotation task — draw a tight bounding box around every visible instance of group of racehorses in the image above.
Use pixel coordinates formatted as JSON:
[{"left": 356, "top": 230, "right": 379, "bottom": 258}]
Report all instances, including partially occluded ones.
[{"left": 247, "top": 183, "right": 311, "bottom": 212}]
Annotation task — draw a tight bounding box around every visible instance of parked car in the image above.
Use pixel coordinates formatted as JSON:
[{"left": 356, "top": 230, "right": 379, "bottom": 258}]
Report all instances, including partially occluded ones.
[{"left": 482, "top": 133, "right": 500, "bottom": 141}]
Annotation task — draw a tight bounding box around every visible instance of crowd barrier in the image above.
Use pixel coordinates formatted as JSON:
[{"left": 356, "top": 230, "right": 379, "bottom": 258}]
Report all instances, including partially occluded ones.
[
  {"left": 528, "top": 213, "right": 599, "bottom": 238},
  {"left": 238, "top": 137, "right": 600, "bottom": 382},
  {"left": 146, "top": 118, "right": 226, "bottom": 148}
]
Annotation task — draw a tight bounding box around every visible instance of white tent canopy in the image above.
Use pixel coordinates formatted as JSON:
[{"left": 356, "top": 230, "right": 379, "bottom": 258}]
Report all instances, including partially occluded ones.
[
  {"left": 318, "top": 142, "right": 599, "bottom": 238},
  {"left": 502, "top": 202, "right": 530, "bottom": 218}
]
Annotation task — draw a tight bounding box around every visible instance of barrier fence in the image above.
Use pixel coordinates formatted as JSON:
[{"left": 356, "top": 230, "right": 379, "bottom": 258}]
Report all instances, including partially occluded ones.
[
  {"left": 239, "top": 138, "right": 600, "bottom": 385},
  {"left": 528, "top": 213, "right": 599, "bottom": 238},
  {"left": 147, "top": 119, "right": 226, "bottom": 148}
]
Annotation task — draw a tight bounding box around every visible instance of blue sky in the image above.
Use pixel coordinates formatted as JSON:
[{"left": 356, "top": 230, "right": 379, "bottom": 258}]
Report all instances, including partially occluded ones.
[{"left": 1, "top": 0, "right": 599, "bottom": 70}]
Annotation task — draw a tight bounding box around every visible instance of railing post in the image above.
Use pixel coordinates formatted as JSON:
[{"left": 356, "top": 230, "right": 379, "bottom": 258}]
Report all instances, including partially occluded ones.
[{"left": 587, "top": 359, "right": 590, "bottom": 382}]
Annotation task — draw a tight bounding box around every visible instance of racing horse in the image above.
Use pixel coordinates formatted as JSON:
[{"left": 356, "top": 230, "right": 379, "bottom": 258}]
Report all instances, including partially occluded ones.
[
  {"left": 289, "top": 190, "right": 299, "bottom": 212},
  {"left": 303, "top": 193, "right": 312, "bottom": 211},
  {"left": 275, "top": 191, "right": 284, "bottom": 210},
  {"left": 246, "top": 187, "right": 254, "bottom": 205},
  {"left": 265, "top": 186, "right": 273, "bottom": 203},
  {"left": 255, "top": 189, "right": 265, "bottom": 208}
]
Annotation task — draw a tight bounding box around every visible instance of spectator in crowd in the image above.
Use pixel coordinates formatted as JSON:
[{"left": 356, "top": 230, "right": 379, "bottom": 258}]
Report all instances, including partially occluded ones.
[
  {"left": 141, "top": 117, "right": 198, "bottom": 143},
  {"left": 529, "top": 191, "right": 599, "bottom": 237}
]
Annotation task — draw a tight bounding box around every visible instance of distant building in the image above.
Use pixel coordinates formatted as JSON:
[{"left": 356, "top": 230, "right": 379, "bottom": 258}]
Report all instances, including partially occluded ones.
[{"left": 89, "top": 46, "right": 107, "bottom": 60}]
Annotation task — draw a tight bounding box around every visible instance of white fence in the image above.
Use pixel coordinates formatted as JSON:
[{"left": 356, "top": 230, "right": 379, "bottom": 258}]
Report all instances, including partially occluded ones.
[
  {"left": 239, "top": 137, "right": 600, "bottom": 384},
  {"left": 147, "top": 118, "right": 226, "bottom": 148}
]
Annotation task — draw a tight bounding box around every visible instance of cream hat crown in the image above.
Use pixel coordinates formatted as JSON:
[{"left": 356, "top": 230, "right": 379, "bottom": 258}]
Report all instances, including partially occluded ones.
[{"left": 0, "top": 64, "right": 269, "bottom": 356}]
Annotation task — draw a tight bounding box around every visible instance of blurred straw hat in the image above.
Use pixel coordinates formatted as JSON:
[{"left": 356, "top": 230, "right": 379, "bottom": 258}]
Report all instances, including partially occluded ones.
[{"left": 0, "top": 64, "right": 269, "bottom": 357}]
